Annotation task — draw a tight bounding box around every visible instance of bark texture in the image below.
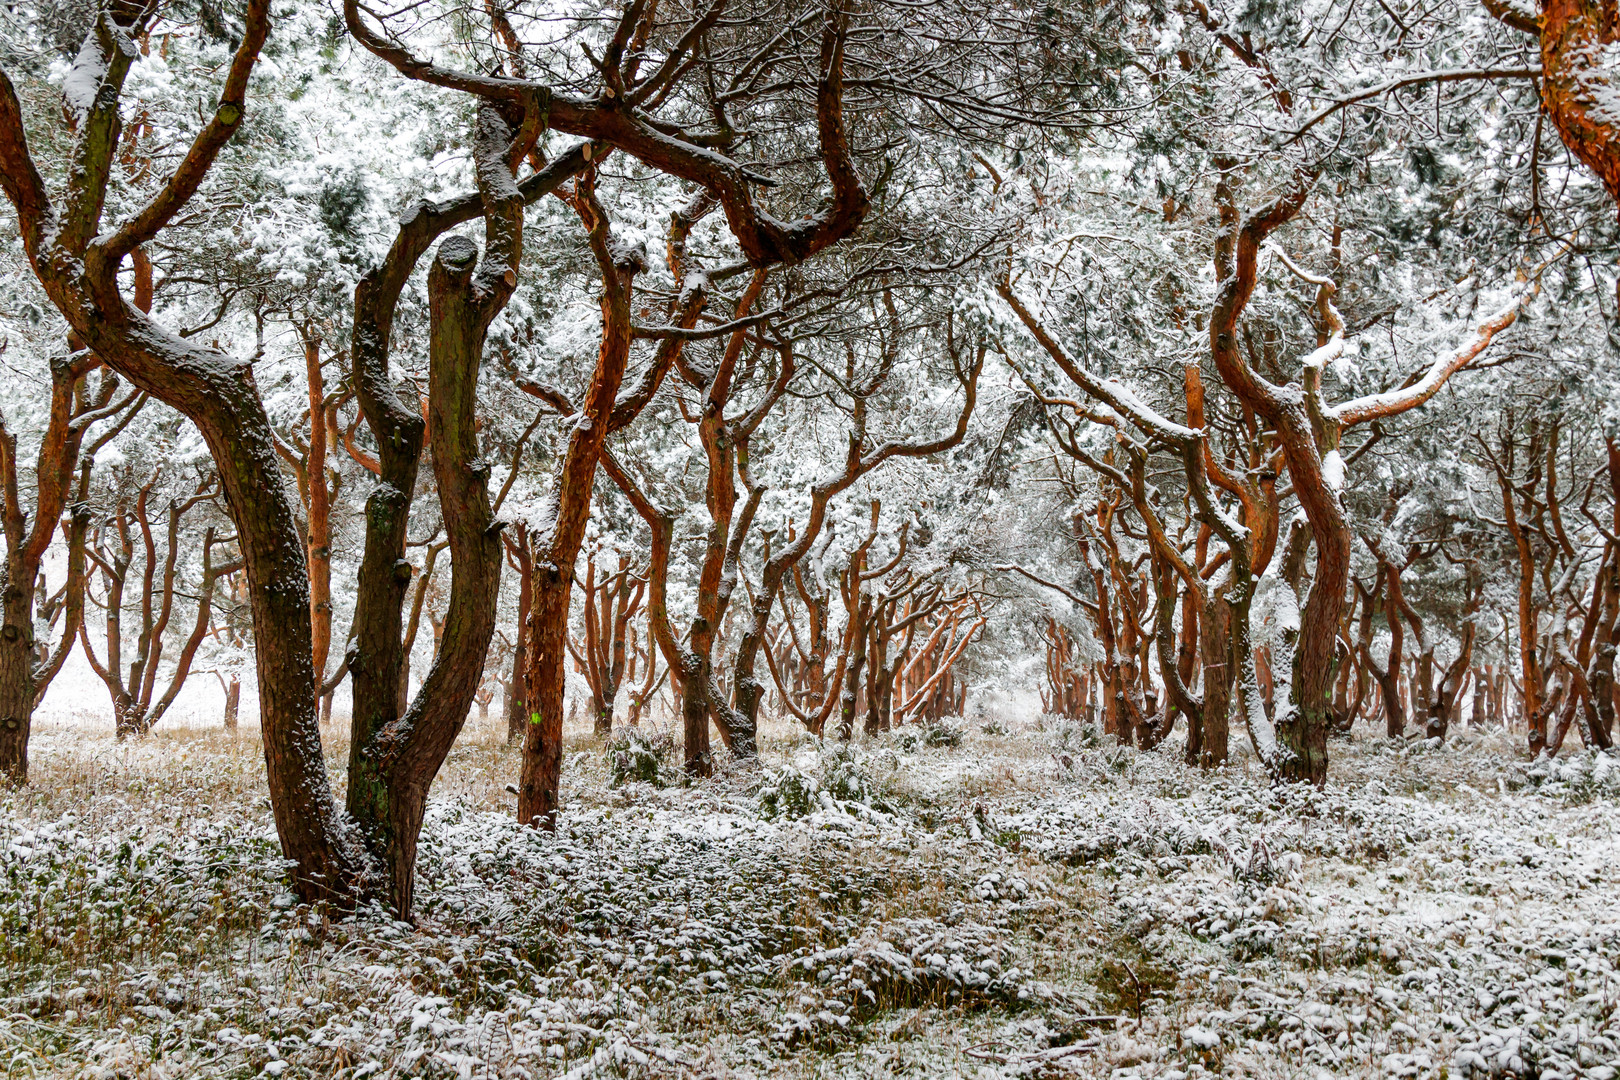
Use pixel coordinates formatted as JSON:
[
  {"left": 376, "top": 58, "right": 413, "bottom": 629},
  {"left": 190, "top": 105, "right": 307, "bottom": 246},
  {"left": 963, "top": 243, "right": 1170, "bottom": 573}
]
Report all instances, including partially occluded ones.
[{"left": 345, "top": 106, "right": 525, "bottom": 918}]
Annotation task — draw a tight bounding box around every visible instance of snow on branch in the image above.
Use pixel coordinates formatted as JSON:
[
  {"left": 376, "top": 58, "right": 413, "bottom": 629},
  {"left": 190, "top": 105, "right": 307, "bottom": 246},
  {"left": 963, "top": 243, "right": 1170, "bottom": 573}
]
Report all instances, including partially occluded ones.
[
  {"left": 997, "top": 282, "right": 1200, "bottom": 445},
  {"left": 1329, "top": 284, "right": 1536, "bottom": 428},
  {"left": 1278, "top": 67, "right": 1542, "bottom": 148}
]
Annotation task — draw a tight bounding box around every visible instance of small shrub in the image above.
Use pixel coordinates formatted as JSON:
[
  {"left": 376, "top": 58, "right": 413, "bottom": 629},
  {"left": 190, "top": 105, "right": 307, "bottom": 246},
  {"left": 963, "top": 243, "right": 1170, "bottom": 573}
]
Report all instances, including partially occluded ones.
[
  {"left": 1512, "top": 749, "right": 1620, "bottom": 804},
  {"left": 822, "top": 745, "right": 886, "bottom": 805},
  {"left": 606, "top": 728, "right": 674, "bottom": 788},
  {"left": 757, "top": 764, "right": 819, "bottom": 819},
  {"left": 757, "top": 745, "right": 894, "bottom": 819},
  {"left": 1215, "top": 835, "right": 1302, "bottom": 888},
  {"left": 1051, "top": 720, "right": 1100, "bottom": 752},
  {"left": 967, "top": 800, "right": 995, "bottom": 841},
  {"left": 894, "top": 721, "right": 962, "bottom": 751}
]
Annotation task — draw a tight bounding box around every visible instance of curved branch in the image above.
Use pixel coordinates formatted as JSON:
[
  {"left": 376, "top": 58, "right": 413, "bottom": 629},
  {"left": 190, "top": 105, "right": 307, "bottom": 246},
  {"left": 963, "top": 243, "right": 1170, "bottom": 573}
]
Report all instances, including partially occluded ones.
[
  {"left": 97, "top": 0, "right": 272, "bottom": 263},
  {"left": 1278, "top": 67, "right": 1542, "bottom": 148},
  {"left": 1329, "top": 285, "right": 1537, "bottom": 427}
]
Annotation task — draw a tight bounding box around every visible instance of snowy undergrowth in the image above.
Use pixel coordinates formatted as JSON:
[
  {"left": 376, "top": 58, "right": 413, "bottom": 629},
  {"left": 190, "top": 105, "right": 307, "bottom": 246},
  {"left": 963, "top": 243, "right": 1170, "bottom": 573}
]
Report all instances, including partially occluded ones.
[{"left": 0, "top": 715, "right": 1616, "bottom": 1079}]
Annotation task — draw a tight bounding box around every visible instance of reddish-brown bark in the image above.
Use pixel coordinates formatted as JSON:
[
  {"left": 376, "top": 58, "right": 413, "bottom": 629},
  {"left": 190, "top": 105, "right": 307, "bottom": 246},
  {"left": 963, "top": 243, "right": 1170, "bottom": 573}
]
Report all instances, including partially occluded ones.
[
  {"left": 518, "top": 173, "right": 644, "bottom": 826},
  {"left": 566, "top": 552, "right": 645, "bottom": 736},
  {"left": 0, "top": 356, "right": 134, "bottom": 779},
  {"left": 1526, "top": 1, "right": 1620, "bottom": 210},
  {"left": 1201, "top": 178, "right": 1528, "bottom": 783},
  {"left": 726, "top": 332, "right": 984, "bottom": 751},
  {"left": 345, "top": 0, "right": 871, "bottom": 271}
]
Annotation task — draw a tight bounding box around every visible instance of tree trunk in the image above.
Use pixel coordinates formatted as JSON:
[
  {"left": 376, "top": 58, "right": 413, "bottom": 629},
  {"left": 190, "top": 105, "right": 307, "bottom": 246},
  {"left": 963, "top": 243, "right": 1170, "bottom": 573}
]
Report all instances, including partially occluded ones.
[
  {"left": 839, "top": 593, "right": 872, "bottom": 740},
  {"left": 1275, "top": 449, "right": 1348, "bottom": 784},
  {"left": 0, "top": 360, "right": 120, "bottom": 781},
  {"left": 678, "top": 642, "right": 715, "bottom": 774},
  {"left": 213, "top": 391, "right": 362, "bottom": 901},
  {"left": 0, "top": 3, "right": 379, "bottom": 902},
  {"left": 346, "top": 232, "right": 428, "bottom": 884},
  {"left": 1196, "top": 586, "right": 1233, "bottom": 767},
  {"left": 1367, "top": 561, "right": 1407, "bottom": 739},
  {"left": 1535, "top": 0, "right": 1620, "bottom": 207},
  {"left": 346, "top": 106, "right": 520, "bottom": 917},
  {"left": 731, "top": 587, "right": 776, "bottom": 741},
  {"left": 302, "top": 332, "right": 334, "bottom": 694},
  {"left": 523, "top": 567, "right": 572, "bottom": 823},
  {"left": 504, "top": 525, "right": 532, "bottom": 744},
  {"left": 0, "top": 575, "right": 37, "bottom": 782},
  {"left": 519, "top": 177, "right": 644, "bottom": 828}
]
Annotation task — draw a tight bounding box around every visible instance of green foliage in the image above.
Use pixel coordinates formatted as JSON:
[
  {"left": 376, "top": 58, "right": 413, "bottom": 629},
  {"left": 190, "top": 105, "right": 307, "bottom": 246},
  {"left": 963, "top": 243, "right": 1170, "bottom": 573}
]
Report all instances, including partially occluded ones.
[
  {"left": 757, "top": 745, "right": 895, "bottom": 819},
  {"left": 896, "top": 722, "right": 963, "bottom": 751},
  {"left": 757, "top": 764, "right": 818, "bottom": 820},
  {"left": 1052, "top": 720, "right": 1100, "bottom": 751},
  {"left": 0, "top": 815, "right": 286, "bottom": 992},
  {"left": 605, "top": 728, "right": 675, "bottom": 788},
  {"left": 1512, "top": 750, "right": 1620, "bottom": 805}
]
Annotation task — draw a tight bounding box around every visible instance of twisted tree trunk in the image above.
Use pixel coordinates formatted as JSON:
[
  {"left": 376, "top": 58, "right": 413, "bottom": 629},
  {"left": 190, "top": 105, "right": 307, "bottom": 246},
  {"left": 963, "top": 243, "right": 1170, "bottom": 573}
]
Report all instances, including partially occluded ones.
[{"left": 346, "top": 106, "right": 525, "bottom": 917}]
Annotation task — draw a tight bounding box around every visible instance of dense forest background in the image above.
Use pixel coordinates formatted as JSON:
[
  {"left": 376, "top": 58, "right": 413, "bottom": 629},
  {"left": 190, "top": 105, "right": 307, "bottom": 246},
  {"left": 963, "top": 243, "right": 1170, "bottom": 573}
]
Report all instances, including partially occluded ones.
[{"left": 2, "top": 0, "right": 1620, "bottom": 1076}]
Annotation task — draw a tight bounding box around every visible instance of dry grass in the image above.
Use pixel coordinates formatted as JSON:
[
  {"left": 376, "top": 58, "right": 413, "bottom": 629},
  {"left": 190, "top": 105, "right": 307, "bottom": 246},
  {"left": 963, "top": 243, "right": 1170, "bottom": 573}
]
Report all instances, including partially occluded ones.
[{"left": 6, "top": 702, "right": 1617, "bottom": 1079}]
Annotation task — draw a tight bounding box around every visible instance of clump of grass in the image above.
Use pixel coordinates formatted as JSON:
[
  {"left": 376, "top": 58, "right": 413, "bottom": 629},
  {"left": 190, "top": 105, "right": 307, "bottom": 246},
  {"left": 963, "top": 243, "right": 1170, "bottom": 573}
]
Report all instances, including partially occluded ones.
[{"left": 1092, "top": 944, "right": 1177, "bottom": 1021}]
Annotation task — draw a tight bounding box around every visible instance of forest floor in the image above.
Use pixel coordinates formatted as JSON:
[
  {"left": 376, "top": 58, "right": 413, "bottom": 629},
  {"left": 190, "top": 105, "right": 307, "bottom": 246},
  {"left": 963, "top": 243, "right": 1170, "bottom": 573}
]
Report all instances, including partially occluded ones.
[{"left": 2, "top": 702, "right": 1618, "bottom": 1079}]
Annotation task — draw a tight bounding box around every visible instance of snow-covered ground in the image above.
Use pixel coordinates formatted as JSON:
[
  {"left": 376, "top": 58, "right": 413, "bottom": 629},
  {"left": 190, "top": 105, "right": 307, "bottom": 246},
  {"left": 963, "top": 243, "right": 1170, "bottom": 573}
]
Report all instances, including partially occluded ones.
[{"left": 2, "top": 706, "right": 1618, "bottom": 1079}]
